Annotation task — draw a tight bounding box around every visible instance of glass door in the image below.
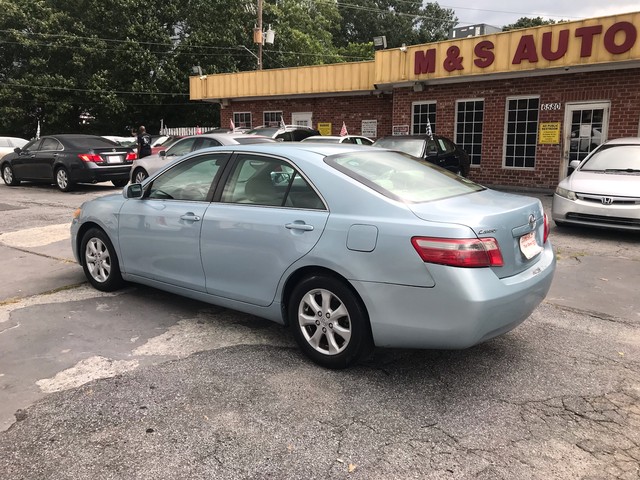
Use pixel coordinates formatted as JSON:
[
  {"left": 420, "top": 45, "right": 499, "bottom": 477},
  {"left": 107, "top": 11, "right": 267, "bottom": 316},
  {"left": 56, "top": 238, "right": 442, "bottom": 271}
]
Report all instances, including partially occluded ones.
[{"left": 561, "top": 102, "right": 609, "bottom": 179}]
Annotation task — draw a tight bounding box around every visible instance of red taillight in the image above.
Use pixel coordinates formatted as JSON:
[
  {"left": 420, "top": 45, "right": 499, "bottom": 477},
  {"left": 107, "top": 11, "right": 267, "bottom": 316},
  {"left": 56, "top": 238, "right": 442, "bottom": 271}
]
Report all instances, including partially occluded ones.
[
  {"left": 78, "top": 153, "right": 103, "bottom": 163},
  {"left": 543, "top": 213, "right": 549, "bottom": 244},
  {"left": 126, "top": 152, "right": 137, "bottom": 161},
  {"left": 411, "top": 237, "right": 504, "bottom": 268}
]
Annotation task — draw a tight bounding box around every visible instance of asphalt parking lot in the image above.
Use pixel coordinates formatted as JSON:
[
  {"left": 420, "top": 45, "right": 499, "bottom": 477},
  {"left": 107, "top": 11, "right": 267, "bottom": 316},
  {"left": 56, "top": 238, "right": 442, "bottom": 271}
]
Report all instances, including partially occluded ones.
[{"left": 0, "top": 182, "right": 639, "bottom": 479}]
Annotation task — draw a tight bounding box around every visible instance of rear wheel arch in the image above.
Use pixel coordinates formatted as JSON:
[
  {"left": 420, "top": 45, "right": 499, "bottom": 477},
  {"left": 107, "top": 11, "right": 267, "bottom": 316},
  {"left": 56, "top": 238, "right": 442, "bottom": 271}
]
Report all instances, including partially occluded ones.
[{"left": 281, "top": 266, "right": 365, "bottom": 326}]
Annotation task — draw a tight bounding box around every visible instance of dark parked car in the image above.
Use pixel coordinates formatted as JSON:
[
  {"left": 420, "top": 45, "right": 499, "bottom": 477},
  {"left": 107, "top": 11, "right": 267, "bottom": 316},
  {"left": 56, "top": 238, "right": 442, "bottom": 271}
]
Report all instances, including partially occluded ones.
[
  {"left": 1, "top": 134, "right": 136, "bottom": 192},
  {"left": 373, "top": 135, "right": 471, "bottom": 176},
  {"left": 246, "top": 125, "right": 321, "bottom": 142}
]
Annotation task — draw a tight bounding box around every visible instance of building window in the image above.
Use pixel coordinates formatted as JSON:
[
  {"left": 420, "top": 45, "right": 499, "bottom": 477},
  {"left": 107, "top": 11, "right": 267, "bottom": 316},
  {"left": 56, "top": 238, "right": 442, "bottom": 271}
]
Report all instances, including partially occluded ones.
[
  {"left": 412, "top": 102, "right": 436, "bottom": 135},
  {"left": 455, "top": 99, "right": 484, "bottom": 166},
  {"left": 263, "top": 111, "right": 283, "bottom": 127},
  {"left": 233, "top": 112, "right": 252, "bottom": 129},
  {"left": 504, "top": 97, "right": 539, "bottom": 168}
]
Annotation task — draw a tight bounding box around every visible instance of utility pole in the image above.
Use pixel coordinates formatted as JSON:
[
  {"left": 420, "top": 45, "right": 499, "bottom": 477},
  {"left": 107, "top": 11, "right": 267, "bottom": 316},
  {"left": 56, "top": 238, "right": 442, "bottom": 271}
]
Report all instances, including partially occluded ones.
[{"left": 257, "top": 0, "right": 263, "bottom": 70}]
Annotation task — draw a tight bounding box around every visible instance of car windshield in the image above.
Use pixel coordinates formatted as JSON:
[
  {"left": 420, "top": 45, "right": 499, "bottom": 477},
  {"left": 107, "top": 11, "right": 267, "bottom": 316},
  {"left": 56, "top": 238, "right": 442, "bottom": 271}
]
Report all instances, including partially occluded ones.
[
  {"left": 580, "top": 145, "right": 640, "bottom": 171},
  {"left": 373, "top": 138, "right": 425, "bottom": 157},
  {"left": 234, "top": 137, "right": 277, "bottom": 144},
  {"left": 326, "top": 150, "right": 483, "bottom": 203}
]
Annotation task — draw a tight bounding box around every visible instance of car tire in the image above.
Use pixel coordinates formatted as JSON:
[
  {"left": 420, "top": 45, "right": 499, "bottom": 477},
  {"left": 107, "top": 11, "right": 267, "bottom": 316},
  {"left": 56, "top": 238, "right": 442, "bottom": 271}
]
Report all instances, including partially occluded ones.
[
  {"left": 80, "top": 228, "right": 124, "bottom": 292},
  {"left": 2, "top": 164, "right": 20, "bottom": 186},
  {"left": 133, "top": 168, "right": 148, "bottom": 183},
  {"left": 55, "top": 167, "right": 74, "bottom": 192},
  {"left": 288, "top": 274, "right": 373, "bottom": 369},
  {"left": 112, "top": 179, "right": 128, "bottom": 188}
]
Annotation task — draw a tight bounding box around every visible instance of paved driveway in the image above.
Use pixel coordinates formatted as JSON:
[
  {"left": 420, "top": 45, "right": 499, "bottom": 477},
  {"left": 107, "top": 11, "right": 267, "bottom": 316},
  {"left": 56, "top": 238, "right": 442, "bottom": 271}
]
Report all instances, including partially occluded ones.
[{"left": 0, "top": 184, "right": 639, "bottom": 479}]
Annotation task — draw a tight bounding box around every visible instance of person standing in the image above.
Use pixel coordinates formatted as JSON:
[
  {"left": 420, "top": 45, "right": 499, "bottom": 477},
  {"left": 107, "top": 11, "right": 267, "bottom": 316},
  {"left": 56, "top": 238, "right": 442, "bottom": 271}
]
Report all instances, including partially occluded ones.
[{"left": 137, "top": 126, "right": 152, "bottom": 158}]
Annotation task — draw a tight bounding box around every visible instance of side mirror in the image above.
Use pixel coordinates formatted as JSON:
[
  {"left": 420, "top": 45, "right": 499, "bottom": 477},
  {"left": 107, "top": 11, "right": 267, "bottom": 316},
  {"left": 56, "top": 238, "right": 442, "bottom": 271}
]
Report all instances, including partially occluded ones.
[
  {"left": 569, "top": 160, "right": 581, "bottom": 169},
  {"left": 14, "top": 147, "right": 22, "bottom": 154},
  {"left": 124, "top": 183, "right": 144, "bottom": 199},
  {"left": 159, "top": 150, "right": 167, "bottom": 158}
]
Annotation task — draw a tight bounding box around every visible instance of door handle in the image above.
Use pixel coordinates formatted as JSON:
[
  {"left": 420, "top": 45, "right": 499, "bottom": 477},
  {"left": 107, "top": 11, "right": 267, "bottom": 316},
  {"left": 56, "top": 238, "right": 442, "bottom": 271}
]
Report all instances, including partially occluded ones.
[
  {"left": 285, "top": 222, "right": 314, "bottom": 231},
  {"left": 180, "top": 213, "right": 201, "bottom": 222}
]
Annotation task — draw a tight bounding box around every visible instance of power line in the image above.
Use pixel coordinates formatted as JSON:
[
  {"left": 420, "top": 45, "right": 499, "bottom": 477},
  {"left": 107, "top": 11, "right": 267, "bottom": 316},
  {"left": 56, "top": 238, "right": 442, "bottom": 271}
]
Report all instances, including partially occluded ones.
[{"left": 3, "top": 83, "right": 189, "bottom": 96}]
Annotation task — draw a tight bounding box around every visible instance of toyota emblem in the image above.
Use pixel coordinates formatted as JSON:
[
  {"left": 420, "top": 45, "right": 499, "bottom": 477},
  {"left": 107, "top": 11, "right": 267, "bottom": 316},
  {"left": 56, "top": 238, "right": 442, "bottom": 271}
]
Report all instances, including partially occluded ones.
[{"left": 528, "top": 214, "right": 536, "bottom": 228}]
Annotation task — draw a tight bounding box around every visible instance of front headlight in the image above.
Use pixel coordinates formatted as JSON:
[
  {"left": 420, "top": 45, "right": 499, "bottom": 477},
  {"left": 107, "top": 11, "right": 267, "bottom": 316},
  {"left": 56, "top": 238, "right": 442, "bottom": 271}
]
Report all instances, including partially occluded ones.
[{"left": 555, "top": 186, "right": 577, "bottom": 201}]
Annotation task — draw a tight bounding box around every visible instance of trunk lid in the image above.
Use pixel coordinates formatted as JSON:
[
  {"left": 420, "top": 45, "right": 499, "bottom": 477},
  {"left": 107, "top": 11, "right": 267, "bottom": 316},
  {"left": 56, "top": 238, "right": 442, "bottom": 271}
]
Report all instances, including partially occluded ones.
[{"left": 408, "top": 189, "right": 546, "bottom": 279}]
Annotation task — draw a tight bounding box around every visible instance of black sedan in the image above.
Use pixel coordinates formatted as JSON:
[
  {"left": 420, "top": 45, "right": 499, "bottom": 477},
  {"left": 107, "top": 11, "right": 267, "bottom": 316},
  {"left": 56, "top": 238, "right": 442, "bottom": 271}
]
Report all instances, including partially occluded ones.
[
  {"left": 1, "top": 134, "right": 136, "bottom": 192},
  {"left": 373, "top": 134, "right": 471, "bottom": 176}
]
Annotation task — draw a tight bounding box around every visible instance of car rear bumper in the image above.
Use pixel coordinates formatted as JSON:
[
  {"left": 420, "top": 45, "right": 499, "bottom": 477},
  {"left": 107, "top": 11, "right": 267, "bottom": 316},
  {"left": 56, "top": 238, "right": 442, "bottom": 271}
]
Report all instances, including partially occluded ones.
[
  {"left": 352, "top": 241, "right": 556, "bottom": 349},
  {"left": 552, "top": 194, "right": 640, "bottom": 230},
  {"left": 69, "top": 164, "right": 132, "bottom": 183}
]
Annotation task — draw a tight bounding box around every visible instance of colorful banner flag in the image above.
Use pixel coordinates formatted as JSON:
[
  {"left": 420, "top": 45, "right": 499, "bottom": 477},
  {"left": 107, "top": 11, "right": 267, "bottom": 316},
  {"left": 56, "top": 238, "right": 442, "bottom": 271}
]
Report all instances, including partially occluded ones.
[
  {"left": 426, "top": 117, "right": 433, "bottom": 140},
  {"left": 230, "top": 118, "right": 235, "bottom": 131},
  {"left": 340, "top": 121, "right": 348, "bottom": 136}
]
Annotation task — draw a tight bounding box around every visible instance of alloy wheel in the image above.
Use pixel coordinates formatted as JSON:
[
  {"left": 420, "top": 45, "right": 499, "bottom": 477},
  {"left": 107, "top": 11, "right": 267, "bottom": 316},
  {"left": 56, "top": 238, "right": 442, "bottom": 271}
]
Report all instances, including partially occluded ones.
[
  {"left": 297, "top": 288, "right": 352, "bottom": 355},
  {"left": 85, "top": 237, "right": 112, "bottom": 283}
]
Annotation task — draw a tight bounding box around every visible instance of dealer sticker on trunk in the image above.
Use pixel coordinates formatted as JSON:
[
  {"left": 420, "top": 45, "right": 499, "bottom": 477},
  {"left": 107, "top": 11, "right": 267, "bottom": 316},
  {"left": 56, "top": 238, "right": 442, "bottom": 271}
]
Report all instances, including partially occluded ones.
[{"left": 519, "top": 231, "right": 543, "bottom": 260}]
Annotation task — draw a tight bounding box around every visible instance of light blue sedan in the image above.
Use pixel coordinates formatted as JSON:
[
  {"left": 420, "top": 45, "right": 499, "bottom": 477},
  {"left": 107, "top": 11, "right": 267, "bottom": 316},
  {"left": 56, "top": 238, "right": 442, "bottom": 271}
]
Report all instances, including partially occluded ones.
[{"left": 71, "top": 143, "right": 555, "bottom": 368}]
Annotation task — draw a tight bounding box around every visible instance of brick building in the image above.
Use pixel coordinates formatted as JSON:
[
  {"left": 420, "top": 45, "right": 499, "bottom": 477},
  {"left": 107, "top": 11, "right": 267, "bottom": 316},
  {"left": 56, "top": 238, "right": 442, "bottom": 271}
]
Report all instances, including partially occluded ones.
[{"left": 190, "top": 12, "right": 640, "bottom": 189}]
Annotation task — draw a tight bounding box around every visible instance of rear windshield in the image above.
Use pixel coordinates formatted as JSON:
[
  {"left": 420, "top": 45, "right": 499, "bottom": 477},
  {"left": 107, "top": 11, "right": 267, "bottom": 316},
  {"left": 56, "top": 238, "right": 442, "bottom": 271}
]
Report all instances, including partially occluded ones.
[
  {"left": 325, "top": 150, "right": 483, "bottom": 203},
  {"left": 67, "top": 137, "right": 120, "bottom": 148},
  {"left": 373, "top": 138, "right": 425, "bottom": 157}
]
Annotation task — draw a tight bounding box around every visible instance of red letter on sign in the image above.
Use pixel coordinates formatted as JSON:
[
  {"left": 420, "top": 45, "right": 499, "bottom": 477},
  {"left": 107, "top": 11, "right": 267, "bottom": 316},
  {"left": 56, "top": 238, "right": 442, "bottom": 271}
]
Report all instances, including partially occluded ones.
[
  {"left": 604, "top": 21, "right": 637, "bottom": 54},
  {"left": 474, "top": 40, "right": 495, "bottom": 68},
  {"left": 512, "top": 35, "right": 539, "bottom": 64},
  {"left": 415, "top": 49, "right": 436, "bottom": 75},
  {"left": 575, "top": 25, "right": 603, "bottom": 57},
  {"left": 541, "top": 30, "right": 569, "bottom": 61}
]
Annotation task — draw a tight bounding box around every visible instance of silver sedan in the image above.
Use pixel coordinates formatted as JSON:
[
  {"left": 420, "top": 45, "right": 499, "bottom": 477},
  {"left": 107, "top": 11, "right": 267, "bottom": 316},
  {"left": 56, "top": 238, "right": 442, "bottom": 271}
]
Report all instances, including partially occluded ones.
[
  {"left": 552, "top": 137, "right": 640, "bottom": 231},
  {"left": 129, "top": 133, "right": 275, "bottom": 183}
]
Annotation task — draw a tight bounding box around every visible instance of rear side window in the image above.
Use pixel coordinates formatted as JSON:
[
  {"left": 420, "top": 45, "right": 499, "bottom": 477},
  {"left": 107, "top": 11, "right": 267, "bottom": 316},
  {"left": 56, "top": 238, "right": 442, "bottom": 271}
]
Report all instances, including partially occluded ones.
[
  {"left": 68, "top": 137, "right": 119, "bottom": 148},
  {"left": 221, "top": 155, "right": 325, "bottom": 209},
  {"left": 326, "top": 150, "right": 483, "bottom": 203}
]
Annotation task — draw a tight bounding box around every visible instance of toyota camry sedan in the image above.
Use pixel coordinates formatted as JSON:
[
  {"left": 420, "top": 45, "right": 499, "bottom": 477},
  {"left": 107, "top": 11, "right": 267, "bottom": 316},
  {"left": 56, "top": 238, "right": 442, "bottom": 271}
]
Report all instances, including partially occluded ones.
[
  {"left": 553, "top": 137, "right": 640, "bottom": 231},
  {"left": 71, "top": 143, "right": 555, "bottom": 368}
]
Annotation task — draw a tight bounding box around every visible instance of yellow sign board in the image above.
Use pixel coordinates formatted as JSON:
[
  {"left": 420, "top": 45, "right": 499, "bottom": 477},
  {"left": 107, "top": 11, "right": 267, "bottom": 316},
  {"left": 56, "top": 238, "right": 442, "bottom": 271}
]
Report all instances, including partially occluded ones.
[
  {"left": 318, "top": 122, "right": 332, "bottom": 136},
  {"left": 539, "top": 122, "right": 561, "bottom": 145}
]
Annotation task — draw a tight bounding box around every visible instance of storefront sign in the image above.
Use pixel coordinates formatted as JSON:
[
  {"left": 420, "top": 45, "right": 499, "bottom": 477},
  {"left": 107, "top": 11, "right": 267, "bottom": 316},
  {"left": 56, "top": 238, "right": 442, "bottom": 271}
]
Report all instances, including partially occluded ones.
[
  {"left": 361, "top": 120, "right": 377, "bottom": 137},
  {"left": 392, "top": 125, "right": 410, "bottom": 136},
  {"left": 317, "top": 122, "right": 332, "bottom": 136},
  {"left": 401, "top": 16, "right": 640, "bottom": 82},
  {"left": 539, "top": 122, "right": 561, "bottom": 145}
]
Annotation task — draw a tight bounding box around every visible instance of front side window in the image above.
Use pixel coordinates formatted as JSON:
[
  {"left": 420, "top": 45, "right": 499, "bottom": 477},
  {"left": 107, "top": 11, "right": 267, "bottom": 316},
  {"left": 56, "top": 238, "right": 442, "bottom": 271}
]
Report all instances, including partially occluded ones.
[
  {"left": 504, "top": 97, "right": 539, "bottom": 168},
  {"left": 22, "top": 139, "right": 43, "bottom": 152},
  {"left": 455, "top": 99, "right": 484, "bottom": 166},
  {"left": 233, "top": 112, "right": 252, "bottom": 129},
  {"left": 326, "top": 150, "right": 483, "bottom": 203},
  {"left": 147, "top": 153, "right": 227, "bottom": 202},
  {"left": 221, "top": 155, "right": 324, "bottom": 209},
  {"left": 412, "top": 102, "right": 437, "bottom": 135},
  {"left": 263, "top": 111, "right": 283, "bottom": 127}
]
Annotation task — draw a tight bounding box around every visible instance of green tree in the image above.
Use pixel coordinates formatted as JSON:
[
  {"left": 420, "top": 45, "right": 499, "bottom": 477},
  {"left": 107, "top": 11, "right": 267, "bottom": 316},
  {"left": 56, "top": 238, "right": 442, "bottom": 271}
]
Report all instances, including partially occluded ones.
[
  {"left": 502, "top": 17, "right": 561, "bottom": 32},
  {"left": 336, "top": 1, "right": 457, "bottom": 48}
]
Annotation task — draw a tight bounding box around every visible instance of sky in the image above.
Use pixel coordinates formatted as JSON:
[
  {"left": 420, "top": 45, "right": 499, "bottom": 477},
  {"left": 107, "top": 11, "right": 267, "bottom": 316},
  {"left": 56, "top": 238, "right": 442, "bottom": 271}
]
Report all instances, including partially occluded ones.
[{"left": 446, "top": 1, "right": 639, "bottom": 28}]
